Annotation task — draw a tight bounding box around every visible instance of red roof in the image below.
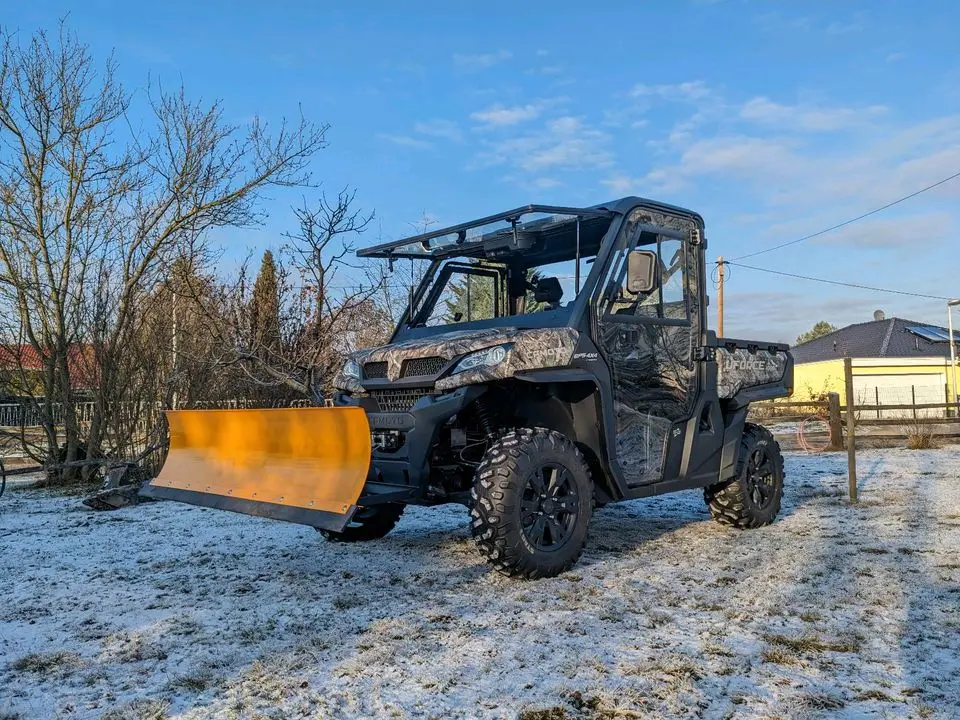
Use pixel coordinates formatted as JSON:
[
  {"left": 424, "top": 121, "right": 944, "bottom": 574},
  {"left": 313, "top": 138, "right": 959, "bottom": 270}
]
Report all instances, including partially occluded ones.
[{"left": 0, "top": 344, "right": 99, "bottom": 389}]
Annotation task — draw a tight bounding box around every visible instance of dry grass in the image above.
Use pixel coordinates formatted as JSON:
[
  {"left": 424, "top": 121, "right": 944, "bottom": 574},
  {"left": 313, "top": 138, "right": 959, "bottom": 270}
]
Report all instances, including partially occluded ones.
[
  {"left": 855, "top": 689, "right": 898, "bottom": 702},
  {"left": 99, "top": 699, "right": 169, "bottom": 720},
  {"left": 764, "top": 633, "right": 861, "bottom": 654},
  {"left": 168, "top": 669, "right": 217, "bottom": 693},
  {"left": 760, "top": 648, "right": 800, "bottom": 666},
  {"left": 520, "top": 689, "right": 655, "bottom": 720},
  {"left": 9, "top": 650, "right": 83, "bottom": 676},
  {"left": 900, "top": 419, "right": 938, "bottom": 449},
  {"left": 519, "top": 708, "right": 569, "bottom": 720},
  {"left": 795, "top": 692, "right": 845, "bottom": 710}
]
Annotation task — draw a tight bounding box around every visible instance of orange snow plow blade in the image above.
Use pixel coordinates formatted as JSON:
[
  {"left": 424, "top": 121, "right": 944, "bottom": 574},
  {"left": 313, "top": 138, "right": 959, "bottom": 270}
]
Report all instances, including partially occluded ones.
[{"left": 141, "top": 407, "right": 371, "bottom": 532}]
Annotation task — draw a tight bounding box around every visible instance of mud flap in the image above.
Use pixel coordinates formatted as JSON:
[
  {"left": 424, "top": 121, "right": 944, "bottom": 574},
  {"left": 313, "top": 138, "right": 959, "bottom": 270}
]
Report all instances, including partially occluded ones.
[{"left": 141, "top": 407, "right": 372, "bottom": 533}]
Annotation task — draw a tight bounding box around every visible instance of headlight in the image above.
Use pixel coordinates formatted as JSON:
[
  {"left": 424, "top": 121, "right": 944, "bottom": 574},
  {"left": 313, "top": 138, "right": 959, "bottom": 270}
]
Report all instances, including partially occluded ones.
[
  {"left": 451, "top": 344, "right": 511, "bottom": 375},
  {"left": 342, "top": 358, "right": 361, "bottom": 381}
]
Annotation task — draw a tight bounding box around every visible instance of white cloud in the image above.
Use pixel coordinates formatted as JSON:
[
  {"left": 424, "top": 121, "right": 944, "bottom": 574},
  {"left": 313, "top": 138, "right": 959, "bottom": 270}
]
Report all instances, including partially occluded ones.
[
  {"left": 813, "top": 212, "right": 953, "bottom": 249},
  {"left": 526, "top": 64, "right": 564, "bottom": 76},
  {"left": 475, "top": 115, "right": 613, "bottom": 174},
  {"left": 630, "top": 80, "right": 715, "bottom": 103},
  {"left": 413, "top": 119, "right": 462, "bottom": 141},
  {"left": 471, "top": 103, "right": 545, "bottom": 127},
  {"left": 470, "top": 98, "right": 567, "bottom": 128},
  {"left": 601, "top": 174, "right": 639, "bottom": 195},
  {"left": 825, "top": 20, "right": 863, "bottom": 35},
  {"left": 886, "top": 52, "right": 907, "bottom": 63},
  {"left": 452, "top": 49, "right": 512, "bottom": 70},
  {"left": 377, "top": 133, "right": 433, "bottom": 150},
  {"left": 740, "top": 97, "right": 887, "bottom": 131},
  {"left": 532, "top": 177, "right": 563, "bottom": 189},
  {"left": 720, "top": 290, "right": 920, "bottom": 344},
  {"left": 678, "top": 135, "right": 801, "bottom": 180}
]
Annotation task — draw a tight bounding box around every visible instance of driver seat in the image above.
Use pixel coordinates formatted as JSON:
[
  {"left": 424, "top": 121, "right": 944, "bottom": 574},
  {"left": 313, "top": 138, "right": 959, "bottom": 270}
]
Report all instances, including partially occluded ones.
[{"left": 533, "top": 277, "right": 563, "bottom": 310}]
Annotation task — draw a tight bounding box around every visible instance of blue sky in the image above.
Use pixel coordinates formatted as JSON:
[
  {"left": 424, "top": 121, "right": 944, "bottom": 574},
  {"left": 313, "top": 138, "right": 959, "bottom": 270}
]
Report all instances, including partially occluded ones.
[{"left": 7, "top": 0, "right": 960, "bottom": 342}]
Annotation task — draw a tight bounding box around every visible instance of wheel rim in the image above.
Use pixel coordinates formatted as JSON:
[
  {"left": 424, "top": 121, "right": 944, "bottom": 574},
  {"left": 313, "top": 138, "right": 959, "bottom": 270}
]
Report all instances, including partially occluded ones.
[
  {"left": 520, "top": 463, "right": 580, "bottom": 551},
  {"left": 745, "top": 447, "right": 777, "bottom": 509}
]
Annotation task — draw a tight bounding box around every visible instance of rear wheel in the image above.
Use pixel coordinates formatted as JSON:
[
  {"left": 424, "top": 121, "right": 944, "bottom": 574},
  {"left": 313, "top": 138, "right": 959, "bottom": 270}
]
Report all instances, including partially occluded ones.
[
  {"left": 317, "top": 503, "right": 405, "bottom": 542},
  {"left": 470, "top": 428, "right": 593, "bottom": 579},
  {"left": 705, "top": 423, "right": 784, "bottom": 529}
]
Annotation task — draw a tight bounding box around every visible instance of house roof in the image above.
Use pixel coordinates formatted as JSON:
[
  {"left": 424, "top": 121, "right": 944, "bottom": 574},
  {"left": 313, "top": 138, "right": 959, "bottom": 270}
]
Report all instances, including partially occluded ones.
[
  {"left": 792, "top": 317, "right": 958, "bottom": 364},
  {"left": 0, "top": 343, "right": 98, "bottom": 388}
]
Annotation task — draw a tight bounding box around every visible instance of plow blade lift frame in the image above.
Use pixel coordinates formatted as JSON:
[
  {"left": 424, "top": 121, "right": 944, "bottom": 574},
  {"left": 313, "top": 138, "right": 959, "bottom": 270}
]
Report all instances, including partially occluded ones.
[{"left": 141, "top": 407, "right": 372, "bottom": 532}]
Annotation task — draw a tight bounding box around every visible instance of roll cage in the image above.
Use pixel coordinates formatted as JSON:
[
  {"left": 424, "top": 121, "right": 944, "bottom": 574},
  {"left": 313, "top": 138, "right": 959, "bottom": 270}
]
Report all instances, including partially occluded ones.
[{"left": 363, "top": 198, "right": 707, "bottom": 343}]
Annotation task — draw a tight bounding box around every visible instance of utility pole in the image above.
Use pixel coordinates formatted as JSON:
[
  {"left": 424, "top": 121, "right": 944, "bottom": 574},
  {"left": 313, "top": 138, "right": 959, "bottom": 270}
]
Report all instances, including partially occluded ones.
[
  {"left": 716, "top": 256, "right": 725, "bottom": 338},
  {"left": 949, "top": 299, "right": 960, "bottom": 412}
]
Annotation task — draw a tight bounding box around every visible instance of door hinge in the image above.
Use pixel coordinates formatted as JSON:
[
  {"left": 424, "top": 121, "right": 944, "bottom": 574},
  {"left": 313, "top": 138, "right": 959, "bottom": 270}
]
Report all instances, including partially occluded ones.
[{"left": 693, "top": 346, "right": 716, "bottom": 361}]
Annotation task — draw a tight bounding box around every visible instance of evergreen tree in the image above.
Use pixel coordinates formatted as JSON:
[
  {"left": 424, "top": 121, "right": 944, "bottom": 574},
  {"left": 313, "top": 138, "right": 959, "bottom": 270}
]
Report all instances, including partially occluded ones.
[
  {"left": 443, "top": 273, "right": 496, "bottom": 321},
  {"left": 442, "top": 267, "right": 548, "bottom": 322},
  {"left": 250, "top": 250, "right": 281, "bottom": 356}
]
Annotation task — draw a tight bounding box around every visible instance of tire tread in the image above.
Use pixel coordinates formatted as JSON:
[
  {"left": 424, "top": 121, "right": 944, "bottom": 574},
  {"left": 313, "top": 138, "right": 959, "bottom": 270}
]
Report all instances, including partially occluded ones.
[
  {"left": 470, "top": 427, "right": 592, "bottom": 579},
  {"left": 704, "top": 422, "right": 784, "bottom": 529}
]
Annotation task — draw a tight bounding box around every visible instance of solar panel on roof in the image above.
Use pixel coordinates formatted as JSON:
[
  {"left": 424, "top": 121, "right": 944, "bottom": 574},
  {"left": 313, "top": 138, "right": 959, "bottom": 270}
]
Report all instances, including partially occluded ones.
[{"left": 906, "top": 326, "right": 958, "bottom": 343}]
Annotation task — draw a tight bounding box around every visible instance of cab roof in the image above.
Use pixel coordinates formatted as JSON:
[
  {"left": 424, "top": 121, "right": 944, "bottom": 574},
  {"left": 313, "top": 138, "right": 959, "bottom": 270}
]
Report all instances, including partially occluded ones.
[{"left": 356, "top": 197, "right": 703, "bottom": 265}]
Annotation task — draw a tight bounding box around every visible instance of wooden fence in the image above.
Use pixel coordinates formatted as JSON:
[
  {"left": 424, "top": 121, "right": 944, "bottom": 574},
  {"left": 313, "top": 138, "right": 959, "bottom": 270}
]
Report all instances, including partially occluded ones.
[
  {"left": 752, "top": 358, "right": 960, "bottom": 502},
  {"left": 751, "top": 394, "right": 960, "bottom": 450}
]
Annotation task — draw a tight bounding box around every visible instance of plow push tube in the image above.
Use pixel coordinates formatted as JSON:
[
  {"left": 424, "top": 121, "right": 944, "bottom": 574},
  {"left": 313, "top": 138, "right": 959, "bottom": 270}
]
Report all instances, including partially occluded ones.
[{"left": 142, "top": 407, "right": 372, "bottom": 533}]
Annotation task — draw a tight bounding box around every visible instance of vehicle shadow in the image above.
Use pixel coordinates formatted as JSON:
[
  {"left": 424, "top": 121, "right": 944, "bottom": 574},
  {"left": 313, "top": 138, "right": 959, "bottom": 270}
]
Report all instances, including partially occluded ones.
[{"left": 747, "top": 446, "right": 960, "bottom": 715}]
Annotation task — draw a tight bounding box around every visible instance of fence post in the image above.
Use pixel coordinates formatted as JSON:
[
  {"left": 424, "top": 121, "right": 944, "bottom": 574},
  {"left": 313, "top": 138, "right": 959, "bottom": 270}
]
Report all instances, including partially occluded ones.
[
  {"left": 827, "top": 392, "right": 842, "bottom": 449},
  {"left": 844, "top": 357, "right": 858, "bottom": 503},
  {"left": 875, "top": 386, "right": 880, "bottom": 419},
  {"left": 911, "top": 385, "right": 917, "bottom": 420}
]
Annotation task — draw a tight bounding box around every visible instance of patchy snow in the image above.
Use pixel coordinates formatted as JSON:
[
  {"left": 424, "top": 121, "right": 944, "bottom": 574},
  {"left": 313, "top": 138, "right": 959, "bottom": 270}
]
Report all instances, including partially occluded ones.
[{"left": 1, "top": 447, "right": 958, "bottom": 719}]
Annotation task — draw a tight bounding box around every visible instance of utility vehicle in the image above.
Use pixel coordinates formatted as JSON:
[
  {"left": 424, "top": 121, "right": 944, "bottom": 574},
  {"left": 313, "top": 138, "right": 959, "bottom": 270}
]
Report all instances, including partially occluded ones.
[{"left": 144, "top": 197, "right": 793, "bottom": 578}]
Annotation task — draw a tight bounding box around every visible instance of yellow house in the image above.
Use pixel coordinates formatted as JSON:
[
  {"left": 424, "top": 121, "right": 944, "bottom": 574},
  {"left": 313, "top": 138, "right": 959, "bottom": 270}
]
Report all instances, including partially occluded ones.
[{"left": 791, "top": 315, "right": 958, "bottom": 417}]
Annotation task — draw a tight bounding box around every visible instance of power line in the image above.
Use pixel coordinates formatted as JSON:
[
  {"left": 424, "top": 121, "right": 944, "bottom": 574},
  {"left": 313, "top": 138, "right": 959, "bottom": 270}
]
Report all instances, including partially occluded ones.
[
  {"left": 732, "top": 168, "right": 960, "bottom": 261},
  {"left": 727, "top": 261, "right": 951, "bottom": 300}
]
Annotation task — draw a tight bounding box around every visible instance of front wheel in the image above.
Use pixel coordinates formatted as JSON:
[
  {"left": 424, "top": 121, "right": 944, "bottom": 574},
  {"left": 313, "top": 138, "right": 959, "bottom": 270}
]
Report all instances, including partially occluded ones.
[
  {"left": 317, "top": 503, "right": 405, "bottom": 542},
  {"left": 470, "top": 428, "right": 593, "bottom": 579},
  {"left": 705, "top": 423, "right": 784, "bottom": 529}
]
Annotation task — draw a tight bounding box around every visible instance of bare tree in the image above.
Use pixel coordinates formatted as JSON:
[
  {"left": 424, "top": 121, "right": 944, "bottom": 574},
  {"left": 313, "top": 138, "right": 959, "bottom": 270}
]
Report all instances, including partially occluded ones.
[
  {"left": 0, "top": 22, "right": 327, "bottom": 480},
  {"left": 209, "top": 190, "right": 389, "bottom": 400}
]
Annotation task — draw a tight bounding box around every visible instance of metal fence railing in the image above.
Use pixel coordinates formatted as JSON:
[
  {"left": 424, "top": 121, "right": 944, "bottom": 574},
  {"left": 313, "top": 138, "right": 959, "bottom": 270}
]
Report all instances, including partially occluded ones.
[{"left": 0, "top": 397, "right": 317, "bottom": 472}]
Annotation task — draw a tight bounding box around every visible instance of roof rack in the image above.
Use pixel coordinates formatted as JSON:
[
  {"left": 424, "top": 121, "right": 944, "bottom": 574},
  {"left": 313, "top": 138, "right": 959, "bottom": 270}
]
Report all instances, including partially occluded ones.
[{"left": 356, "top": 204, "right": 612, "bottom": 259}]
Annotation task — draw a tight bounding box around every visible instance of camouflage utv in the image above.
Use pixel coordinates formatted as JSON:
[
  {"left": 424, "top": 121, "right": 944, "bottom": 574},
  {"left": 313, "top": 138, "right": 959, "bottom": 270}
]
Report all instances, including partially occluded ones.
[{"left": 145, "top": 197, "right": 793, "bottom": 579}]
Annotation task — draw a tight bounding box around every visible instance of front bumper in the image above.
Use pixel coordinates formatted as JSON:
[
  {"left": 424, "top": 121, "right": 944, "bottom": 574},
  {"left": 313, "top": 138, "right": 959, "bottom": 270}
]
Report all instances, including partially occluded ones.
[{"left": 335, "top": 385, "right": 485, "bottom": 504}]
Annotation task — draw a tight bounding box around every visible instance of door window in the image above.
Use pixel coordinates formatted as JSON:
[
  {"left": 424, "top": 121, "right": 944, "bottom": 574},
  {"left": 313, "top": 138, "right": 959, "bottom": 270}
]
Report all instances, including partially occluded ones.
[
  {"left": 600, "top": 234, "right": 689, "bottom": 324},
  {"left": 593, "top": 208, "right": 699, "bottom": 486}
]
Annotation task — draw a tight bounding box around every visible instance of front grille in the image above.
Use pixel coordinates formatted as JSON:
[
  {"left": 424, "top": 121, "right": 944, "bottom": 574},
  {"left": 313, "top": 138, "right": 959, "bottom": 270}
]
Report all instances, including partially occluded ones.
[
  {"left": 371, "top": 388, "right": 433, "bottom": 413},
  {"left": 401, "top": 356, "right": 446, "bottom": 378},
  {"left": 363, "top": 361, "right": 388, "bottom": 379}
]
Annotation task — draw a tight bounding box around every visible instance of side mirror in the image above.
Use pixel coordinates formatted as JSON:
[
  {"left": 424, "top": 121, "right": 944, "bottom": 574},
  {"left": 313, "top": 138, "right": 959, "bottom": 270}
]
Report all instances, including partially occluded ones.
[{"left": 626, "top": 250, "right": 657, "bottom": 294}]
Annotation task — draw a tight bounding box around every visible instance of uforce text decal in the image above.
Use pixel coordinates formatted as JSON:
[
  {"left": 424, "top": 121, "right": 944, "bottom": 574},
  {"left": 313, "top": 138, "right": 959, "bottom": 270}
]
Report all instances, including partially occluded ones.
[{"left": 723, "top": 358, "right": 773, "bottom": 372}]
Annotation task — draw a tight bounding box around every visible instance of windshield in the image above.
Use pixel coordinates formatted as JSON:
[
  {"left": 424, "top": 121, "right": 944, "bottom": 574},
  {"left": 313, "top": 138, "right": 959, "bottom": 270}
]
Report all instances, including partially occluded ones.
[
  {"left": 410, "top": 256, "right": 592, "bottom": 329},
  {"left": 375, "top": 209, "right": 614, "bottom": 333}
]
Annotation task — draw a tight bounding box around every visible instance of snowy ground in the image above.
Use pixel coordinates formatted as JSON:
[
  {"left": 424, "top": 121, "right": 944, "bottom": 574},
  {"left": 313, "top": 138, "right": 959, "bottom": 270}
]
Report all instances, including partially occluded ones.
[{"left": 1, "top": 447, "right": 959, "bottom": 720}]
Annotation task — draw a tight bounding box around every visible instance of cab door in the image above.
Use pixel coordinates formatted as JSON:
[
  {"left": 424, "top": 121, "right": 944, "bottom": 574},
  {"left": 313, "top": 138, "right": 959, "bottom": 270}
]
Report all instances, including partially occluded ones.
[{"left": 593, "top": 209, "right": 700, "bottom": 486}]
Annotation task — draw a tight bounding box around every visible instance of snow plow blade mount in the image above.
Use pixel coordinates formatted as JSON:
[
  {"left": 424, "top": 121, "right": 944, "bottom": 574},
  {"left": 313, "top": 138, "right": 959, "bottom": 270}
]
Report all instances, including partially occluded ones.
[{"left": 142, "top": 407, "right": 371, "bottom": 533}]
